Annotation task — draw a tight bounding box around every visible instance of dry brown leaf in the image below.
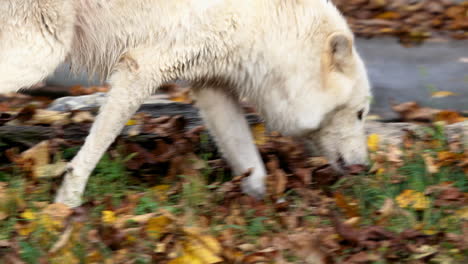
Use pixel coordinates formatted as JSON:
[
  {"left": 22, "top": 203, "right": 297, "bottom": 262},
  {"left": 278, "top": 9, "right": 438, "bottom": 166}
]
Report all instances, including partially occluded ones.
[
  {"left": 392, "top": 101, "right": 440, "bottom": 122},
  {"left": 334, "top": 192, "right": 360, "bottom": 218},
  {"left": 423, "top": 153, "right": 439, "bottom": 174},
  {"left": 28, "top": 109, "right": 71, "bottom": 126},
  {"left": 42, "top": 203, "right": 72, "bottom": 223}
]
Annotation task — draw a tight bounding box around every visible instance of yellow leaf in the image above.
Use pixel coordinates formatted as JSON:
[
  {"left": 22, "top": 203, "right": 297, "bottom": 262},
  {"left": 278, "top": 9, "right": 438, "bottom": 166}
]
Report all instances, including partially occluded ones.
[
  {"left": 17, "top": 209, "right": 39, "bottom": 236},
  {"left": 16, "top": 223, "right": 36, "bottom": 236},
  {"left": 85, "top": 250, "right": 104, "bottom": 264},
  {"left": 170, "top": 96, "right": 190, "bottom": 103},
  {"left": 152, "top": 185, "right": 171, "bottom": 192},
  {"left": 422, "top": 229, "right": 438, "bottom": 235},
  {"left": 170, "top": 228, "right": 223, "bottom": 264},
  {"left": 367, "top": 134, "right": 380, "bottom": 152},
  {"left": 251, "top": 124, "right": 268, "bottom": 145},
  {"left": 431, "top": 91, "right": 457, "bottom": 98},
  {"left": 185, "top": 227, "right": 223, "bottom": 263},
  {"left": 146, "top": 216, "right": 171, "bottom": 239},
  {"left": 101, "top": 211, "right": 116, "bottom": 224},
  {"left": 396, "top": 190, "right": 430, "bottom": 210},
  {"left": 151, "top": 185, "right": 171, "bottom": 201},
  {"left": 126, "top": 119, "right": 137, "bottom": 126},
  {"left": 168, "top": 254, "right": 202, "bottom": 264},
  {"left": 40, "top": 215, "right": 63, "bottom": 233},
  {"left": 21, "top": 209, "right": 37, "bottom": 220},
  {"left": 455, "top": 207, "right": 468, "bottom": 220},
  {"left": 49, "top": 250, "right": 80, "bottom": 264},
  {"left": 155, "top": 243, "right": 167, "bottom": 253}
]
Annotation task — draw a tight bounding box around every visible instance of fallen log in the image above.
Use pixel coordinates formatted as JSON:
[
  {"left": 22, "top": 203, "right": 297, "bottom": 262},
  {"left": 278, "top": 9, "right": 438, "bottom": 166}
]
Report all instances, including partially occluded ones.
[{"left": 0, "top": 102, "right": 466, "bottom": 149}]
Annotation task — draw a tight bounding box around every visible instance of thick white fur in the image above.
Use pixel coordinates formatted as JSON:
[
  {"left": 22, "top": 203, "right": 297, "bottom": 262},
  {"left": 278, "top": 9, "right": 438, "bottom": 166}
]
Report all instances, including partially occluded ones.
[{"left": 0, "top": 0, "right": 371, "bottom": 207}]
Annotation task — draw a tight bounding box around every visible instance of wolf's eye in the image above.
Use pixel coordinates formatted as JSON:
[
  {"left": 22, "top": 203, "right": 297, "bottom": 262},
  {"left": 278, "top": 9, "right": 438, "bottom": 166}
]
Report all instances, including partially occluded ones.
[{"left": 357, "top": 109, "right": 364, "bottom": 120}]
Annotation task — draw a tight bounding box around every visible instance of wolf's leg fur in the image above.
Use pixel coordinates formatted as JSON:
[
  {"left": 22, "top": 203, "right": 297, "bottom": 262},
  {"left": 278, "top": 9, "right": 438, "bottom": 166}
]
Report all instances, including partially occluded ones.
[
  {"left": 194, "top": 88, "right": 267, "bottom": 198},
  {"left": 55, "top": 57, "right": 154, "bottom": 207}
]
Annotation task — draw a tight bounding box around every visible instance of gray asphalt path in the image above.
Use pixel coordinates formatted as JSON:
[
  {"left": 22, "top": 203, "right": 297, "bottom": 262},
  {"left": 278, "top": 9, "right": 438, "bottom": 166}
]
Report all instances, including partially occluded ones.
[{"left": 356, "top": 37, "right": 468, "bottom": 119}]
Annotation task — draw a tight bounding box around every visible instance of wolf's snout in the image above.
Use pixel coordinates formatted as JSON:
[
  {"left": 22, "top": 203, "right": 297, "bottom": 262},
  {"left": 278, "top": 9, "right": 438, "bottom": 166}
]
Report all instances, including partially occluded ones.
[
  {"left": 335, "top": 153, "right": 369, "bottom": 174},
  {"left": 345, "top": 164, "right": 369, "bottom": 175}
]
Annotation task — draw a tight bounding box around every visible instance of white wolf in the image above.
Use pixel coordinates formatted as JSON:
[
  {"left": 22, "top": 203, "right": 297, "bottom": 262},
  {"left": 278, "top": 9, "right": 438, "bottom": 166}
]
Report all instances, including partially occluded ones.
[{"left": 0, "top": 0, "right": 371, "bottom": 207}]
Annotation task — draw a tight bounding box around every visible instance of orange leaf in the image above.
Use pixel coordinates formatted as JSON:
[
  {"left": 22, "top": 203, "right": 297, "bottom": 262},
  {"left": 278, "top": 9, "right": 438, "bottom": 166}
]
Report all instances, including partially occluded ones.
[
  {"left": 434, "top": 110, "right": 466, "bottom": 124},
  {"left": 334, "top": 192, "right": 360, "bottom": 218},
  {"left": 375, "top": 11, "right": 400, "bottom": 20},
  {"left": 431, "top": 91, "right": 457, "bottom": 98}
]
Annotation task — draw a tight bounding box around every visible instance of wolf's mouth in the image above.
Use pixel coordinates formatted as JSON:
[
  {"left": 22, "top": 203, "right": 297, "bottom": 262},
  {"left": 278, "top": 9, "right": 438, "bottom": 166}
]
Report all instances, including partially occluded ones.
[{"left": 336, "top": 154, "right": 347, "bottom": 171}]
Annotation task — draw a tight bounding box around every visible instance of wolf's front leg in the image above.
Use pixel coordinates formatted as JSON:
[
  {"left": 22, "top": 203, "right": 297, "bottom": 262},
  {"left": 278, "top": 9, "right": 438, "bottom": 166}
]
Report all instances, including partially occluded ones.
[
  {"left": 194, "top": 88, "right": 267, "bottom": 199},
  {"left": 55, "top": 62, "right": 154, "bottom": 207}
]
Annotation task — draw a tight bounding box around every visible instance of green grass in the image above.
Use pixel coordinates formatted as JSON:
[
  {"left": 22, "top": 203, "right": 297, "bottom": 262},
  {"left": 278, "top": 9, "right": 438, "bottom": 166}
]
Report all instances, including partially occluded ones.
[
  {"left": 333, "top": 126, "right": 467, "bottom": 235},
  {"left": 1, "top": 124, "right": 466, "bottom": 263},
  {"left": 84, "top": 153, "right": 146, "bottom": 206}
]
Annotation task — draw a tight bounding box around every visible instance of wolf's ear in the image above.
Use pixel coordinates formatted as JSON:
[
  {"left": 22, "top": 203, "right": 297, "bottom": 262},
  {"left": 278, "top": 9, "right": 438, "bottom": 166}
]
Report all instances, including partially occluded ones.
[{"left": 326, "top": 33, "right": 353, "bottom": 72}]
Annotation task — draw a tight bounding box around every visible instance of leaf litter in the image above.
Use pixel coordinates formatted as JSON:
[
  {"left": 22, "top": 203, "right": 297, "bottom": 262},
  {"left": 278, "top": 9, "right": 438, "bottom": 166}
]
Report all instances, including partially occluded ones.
[{"left": 0, "top": 88, "right": 466, "bottom": 263}]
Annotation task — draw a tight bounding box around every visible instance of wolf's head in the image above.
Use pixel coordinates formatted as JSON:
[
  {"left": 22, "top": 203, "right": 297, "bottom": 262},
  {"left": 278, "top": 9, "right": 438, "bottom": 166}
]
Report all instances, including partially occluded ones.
[
  {"left": 0, "top": 0, "right": 74, "bottom": 93},
  {"left": 283, "top": 33, "right": 371, "bottom": 172},
  {"left": 255, "top": 3, "right": 372, "bottom": 172},
  {"left": 305, "top": 32, "right": 371, "bottom": 171}
]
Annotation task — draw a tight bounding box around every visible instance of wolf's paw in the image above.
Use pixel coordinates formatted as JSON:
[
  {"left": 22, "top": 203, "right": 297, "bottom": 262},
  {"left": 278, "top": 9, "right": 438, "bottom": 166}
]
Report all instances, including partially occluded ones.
[
  {"left": 55, "top": 179, "right": 83, "bottom": 208},
  {"left": 241, "top": 176, "right": 266, "bottom": 200},
  {"left": 54, "top": 165, "right": 85, "bottom": 208}
]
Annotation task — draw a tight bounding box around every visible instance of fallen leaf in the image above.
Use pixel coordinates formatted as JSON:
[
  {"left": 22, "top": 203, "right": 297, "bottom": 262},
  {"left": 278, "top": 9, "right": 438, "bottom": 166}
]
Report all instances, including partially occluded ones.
[
  {"left": 375, "top": 11, "right": 400, "bottom": 19},
  {"left": 21, "top": 209, "right": 37, "bottom": 221},
  {"left": 71, "top": 111, "right": 94, "bottom": 123},
  {"left": 392, "top": 101, "right": 439, "bottom": 122},
  {"left": 367, "top": 134, "right": 380, "bottom": 151},
  {"left": 126, "top": 119, "right": 138, "bottom": 126},
  {"left": 423, "top": 153, "right": 439, "bottom": 174},
  {"left": 252, "top": 123, "right": 268, "bottom": 145},
  {"left": 114, "top": 213, "right": 157, "bottom": 229},
  {"left": 396, "top": 190, "right": 430, "bottom": 210},
  {"left": 346, "top": 251, "right": 380, "bottom": 263},
  {"left": 334, "top": 193, "right": 360, "bottom": 218},
  {"left": 169, "top": 227, "right": 223, "bottom": 264},
  {"left": 431, "top": 91, "right": 457, "bottom": 98},
  {"left": 377, "top": 198, "right": 396, "bottom": 219},
  {"left": 455, "top": 207, "right": 468, "bottom": 220},
  {"left": 412, "top": 245, "right": 438, "bottom": 260},
  {"left": 28, "top": 109, "right": 71, "bottom": 126},
  {"left": 101, "top": 211, "right": 117, "bottom": 224},
  {"left": 434, "top": 110, "right": 466, "bottom": 124},
  {"left": 35, "top": 161, "right": 68, "bottom": 179},
  {"left": 146, "top": 216, "right": 171, "bottom": 239},
  {"left": 42, "top": 203, "right": 72, "bottom": 228}
]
